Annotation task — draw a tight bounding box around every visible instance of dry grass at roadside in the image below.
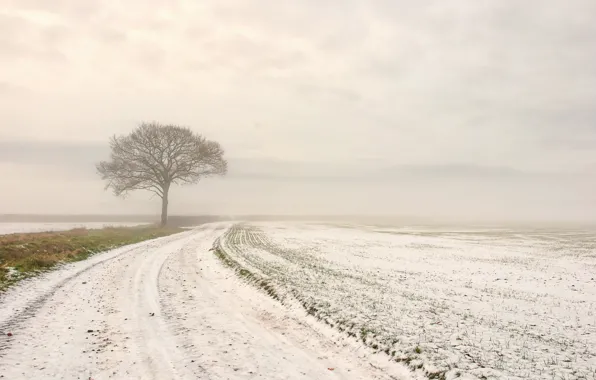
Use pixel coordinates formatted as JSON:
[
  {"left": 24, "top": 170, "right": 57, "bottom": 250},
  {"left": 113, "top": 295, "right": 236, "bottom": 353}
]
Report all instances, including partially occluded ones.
[{"left": 0, "top": 226, "right": 183, "bottom": 290}]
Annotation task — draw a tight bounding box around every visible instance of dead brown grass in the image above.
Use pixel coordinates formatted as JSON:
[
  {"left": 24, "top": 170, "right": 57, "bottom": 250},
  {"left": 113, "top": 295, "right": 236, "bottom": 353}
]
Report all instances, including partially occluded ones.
[{"left": 0, "top": 226, "right": 183, "bottom": 289}]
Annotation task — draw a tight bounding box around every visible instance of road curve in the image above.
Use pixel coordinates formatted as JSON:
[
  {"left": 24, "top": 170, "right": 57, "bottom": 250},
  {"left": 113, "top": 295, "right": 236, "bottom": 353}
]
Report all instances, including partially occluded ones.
[{"left": 0, "top": 223, "right": 409, "bottom": 380}]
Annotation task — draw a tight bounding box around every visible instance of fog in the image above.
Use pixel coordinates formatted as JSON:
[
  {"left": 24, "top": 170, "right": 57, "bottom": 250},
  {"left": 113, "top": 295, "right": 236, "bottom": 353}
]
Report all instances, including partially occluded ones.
[{"left": 1, "top": 0, "right": 596, "bottom": 224}]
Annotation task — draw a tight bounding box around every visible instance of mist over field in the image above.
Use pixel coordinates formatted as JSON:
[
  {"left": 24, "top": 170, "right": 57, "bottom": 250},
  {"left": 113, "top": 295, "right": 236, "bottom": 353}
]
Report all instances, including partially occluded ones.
[{"left": 2, "top": 143, "right": 596, "bottom": 225}]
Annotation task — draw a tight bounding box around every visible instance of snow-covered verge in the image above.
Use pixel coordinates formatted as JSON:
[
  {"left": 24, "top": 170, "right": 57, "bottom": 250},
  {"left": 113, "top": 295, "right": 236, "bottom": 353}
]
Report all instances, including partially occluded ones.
[
  {"left": 217, "top": 222, "right": 596, "bottom": 380},
  {"left": 0, "top": 222, "right": 148, "bottom": 235},
  {"left": 0, "top": 223, "right": 414, "bottom": 380}
]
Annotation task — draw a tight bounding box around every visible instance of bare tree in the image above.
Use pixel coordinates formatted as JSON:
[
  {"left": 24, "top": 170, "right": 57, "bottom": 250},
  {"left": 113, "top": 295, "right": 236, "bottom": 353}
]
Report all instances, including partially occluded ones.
[{"left": 96, "top": 122, "right": 227, "bottom": 226}]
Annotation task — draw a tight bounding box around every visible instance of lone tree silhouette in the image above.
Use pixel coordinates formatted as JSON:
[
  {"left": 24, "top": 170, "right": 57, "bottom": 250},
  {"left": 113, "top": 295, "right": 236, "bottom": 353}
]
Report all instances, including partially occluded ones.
[{"left": 97, "top": 122, "right": 227, "bottom": 226}]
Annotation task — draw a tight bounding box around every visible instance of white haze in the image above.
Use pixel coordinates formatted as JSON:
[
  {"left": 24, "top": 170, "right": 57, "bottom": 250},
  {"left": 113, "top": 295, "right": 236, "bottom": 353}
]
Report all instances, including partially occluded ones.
[{"left": 1, "top": 0, "right": 596, "bottom": 224}]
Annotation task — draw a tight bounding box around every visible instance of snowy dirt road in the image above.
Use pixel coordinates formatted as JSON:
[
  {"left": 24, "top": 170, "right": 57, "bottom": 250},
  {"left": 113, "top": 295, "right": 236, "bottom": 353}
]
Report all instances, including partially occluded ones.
[{"left": 0, "top": 224, "right": 411, "bottom": 380}]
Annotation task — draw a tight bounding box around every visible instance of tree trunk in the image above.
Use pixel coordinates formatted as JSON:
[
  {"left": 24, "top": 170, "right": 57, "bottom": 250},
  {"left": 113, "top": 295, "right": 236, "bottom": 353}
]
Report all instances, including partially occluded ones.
[{"left": 160, "top": 188, "right": 169, "bottom": 227}]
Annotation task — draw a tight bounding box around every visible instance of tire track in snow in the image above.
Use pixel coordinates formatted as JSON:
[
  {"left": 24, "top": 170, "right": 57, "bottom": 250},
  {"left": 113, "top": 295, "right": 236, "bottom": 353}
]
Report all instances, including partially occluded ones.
[
  {"left": 0, "top": 231, "right": 198, "bottom": 379},
  {"left": 0, "top": 234, "right": 188, "bottom": 356},
  {"left": 158, "top": 229, "right": 224, "bottom": 378},
  {"left": 161, "top": 223, "right": 411, "bottom": 380},
  {"left": 120, "top": 229, "right": 211, "bottom": 379}
]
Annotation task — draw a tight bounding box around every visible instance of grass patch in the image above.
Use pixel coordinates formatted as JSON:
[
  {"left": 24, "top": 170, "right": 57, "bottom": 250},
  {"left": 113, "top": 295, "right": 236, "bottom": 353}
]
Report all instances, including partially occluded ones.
[{"left": 0, "top": 226, "right": 183, "bottom": 290}]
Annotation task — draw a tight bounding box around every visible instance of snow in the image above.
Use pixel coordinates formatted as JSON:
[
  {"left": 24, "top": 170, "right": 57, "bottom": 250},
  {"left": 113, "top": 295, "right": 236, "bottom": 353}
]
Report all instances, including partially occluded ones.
[
  {"left": 0, "top": 223, "right": 414, "bottom": 380},
  {"left": 0, "top": 222, "right": 148, "bottom": 235},
  {"left": 217, "top": 222, "right": 596, "bottom": 380},
  {"left": 2, "top": 221, "right": 594, "bottom": 379}
]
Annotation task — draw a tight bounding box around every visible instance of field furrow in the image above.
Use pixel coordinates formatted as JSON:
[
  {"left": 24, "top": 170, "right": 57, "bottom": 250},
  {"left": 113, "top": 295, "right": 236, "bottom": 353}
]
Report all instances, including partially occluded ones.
[{"left": 217, "top": 222, "right": 596, "bottom": 380}]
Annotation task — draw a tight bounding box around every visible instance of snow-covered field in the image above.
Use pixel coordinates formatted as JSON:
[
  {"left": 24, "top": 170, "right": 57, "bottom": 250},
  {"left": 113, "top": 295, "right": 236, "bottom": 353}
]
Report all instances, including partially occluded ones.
[
  {"left": 217, "top": 222, "right": 596, "bottom": 379},
  {"left": 0, "top": 222, "right": 148, "bottom": 235},
  {"left": 0, "top": 223, "right": 412, "bottom": 380},
  {"left": 1, "top": 222, "right": 595, "bottom": 379}
]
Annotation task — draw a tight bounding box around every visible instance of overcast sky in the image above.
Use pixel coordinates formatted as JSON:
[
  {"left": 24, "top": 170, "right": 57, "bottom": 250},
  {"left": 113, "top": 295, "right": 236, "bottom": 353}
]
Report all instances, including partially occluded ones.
[{"left": 1, "top": 0, "right": 596, "bottom": 223}]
